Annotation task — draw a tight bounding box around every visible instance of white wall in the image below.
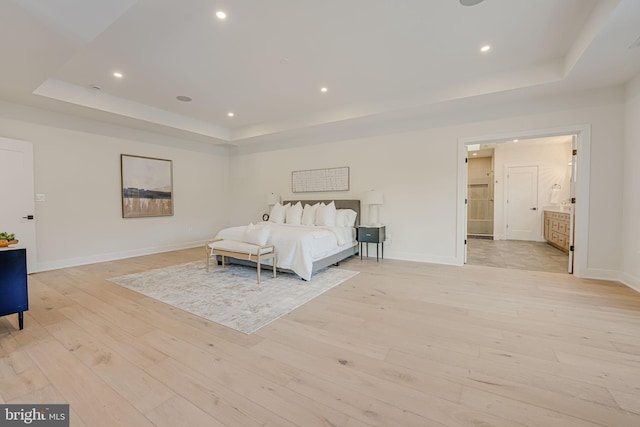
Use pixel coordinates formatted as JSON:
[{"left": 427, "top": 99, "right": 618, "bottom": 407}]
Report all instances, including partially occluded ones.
[
  {"left": 493, "top": 141, "right": 572, "bottom": 241},
  {"left": 621, "top": 74, "right": 640, "bottom": 291},
  {"left": 0, "top": 85, "right": 629, "bottom": 282},
  {"left": 230, "top": 129, "right": 459, "bottom": 264},
  {"left": 229, "top": 89, "right": 626, "bottom": 277},
  {"left": 0, "top": 102, "right": 230, "bottom": 271}
]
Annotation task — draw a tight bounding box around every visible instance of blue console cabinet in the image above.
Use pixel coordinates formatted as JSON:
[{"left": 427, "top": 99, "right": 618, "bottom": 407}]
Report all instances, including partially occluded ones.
[{"left": 0, "top": 248, "right": 29, "bottom": 330}]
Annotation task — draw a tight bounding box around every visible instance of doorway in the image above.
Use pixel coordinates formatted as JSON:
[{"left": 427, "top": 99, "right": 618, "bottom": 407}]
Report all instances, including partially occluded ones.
[
  {"left": 460, "top": 131, "right": 584, "bottom": 275},
  {"left": 467, "top": 151, "right": 494, "bottom": 238},
  {"left": 0, "top": 137, "right": 37, "bottom": 273}
]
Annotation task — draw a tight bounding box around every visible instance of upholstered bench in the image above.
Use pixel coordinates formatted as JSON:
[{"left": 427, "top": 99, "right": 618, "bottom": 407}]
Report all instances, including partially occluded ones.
[{"left": 205, "top": 238, "right": 276, "bottom": 284}]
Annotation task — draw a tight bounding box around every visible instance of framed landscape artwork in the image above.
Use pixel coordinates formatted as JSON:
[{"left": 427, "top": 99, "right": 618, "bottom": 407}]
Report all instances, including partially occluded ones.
[{"left": 121, "top": 154, "right": 173, "bottom": 218}]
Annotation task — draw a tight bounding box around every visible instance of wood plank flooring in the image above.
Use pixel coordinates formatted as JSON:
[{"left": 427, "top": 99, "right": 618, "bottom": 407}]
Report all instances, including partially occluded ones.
[{"left": 1, "top": 248, "right": 639, "bottom": 426}]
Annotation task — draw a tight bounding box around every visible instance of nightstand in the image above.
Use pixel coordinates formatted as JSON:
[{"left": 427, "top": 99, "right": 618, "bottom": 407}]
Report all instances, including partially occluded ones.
[{"left": 358, "top": 225, "right": 386, "bottom": 262}]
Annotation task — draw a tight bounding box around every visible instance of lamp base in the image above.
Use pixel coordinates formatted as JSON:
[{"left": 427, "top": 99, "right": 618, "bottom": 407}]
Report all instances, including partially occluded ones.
[{"left": 368, "top": 205, "right": 381, "bottom": 227}]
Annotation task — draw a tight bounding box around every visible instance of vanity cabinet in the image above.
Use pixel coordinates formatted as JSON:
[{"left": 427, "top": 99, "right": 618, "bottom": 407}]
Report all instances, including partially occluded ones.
[{"left": 544, "top": 211, "right": 571, "bottom": 253}]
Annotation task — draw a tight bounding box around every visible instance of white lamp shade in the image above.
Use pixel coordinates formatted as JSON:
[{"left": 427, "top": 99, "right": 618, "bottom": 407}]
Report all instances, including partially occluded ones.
[
  {"left": 266, "top": 193, "right": 281, "bottom": 205},
  {"left": 362, "top": 190, "right": 383, "bottom": 205}
]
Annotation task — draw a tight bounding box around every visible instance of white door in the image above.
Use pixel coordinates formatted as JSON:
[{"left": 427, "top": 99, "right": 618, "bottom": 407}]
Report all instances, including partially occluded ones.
[
  {"left": 0, "top": 137, "right": 37, "bottom": 273},
  {"left": 506, "top": 165, "right": 538, "bottom": 241}
]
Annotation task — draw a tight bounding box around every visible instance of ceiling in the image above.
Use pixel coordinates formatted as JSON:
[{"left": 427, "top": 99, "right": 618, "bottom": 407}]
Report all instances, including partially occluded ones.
[{"left": 1, "top": 0, "right": 639, "bottom": 146}]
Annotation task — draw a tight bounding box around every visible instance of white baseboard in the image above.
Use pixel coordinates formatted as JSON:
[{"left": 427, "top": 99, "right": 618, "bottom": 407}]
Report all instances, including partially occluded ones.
[
  {"left": 576, "top": 268, "right": 640, "bottom": 293},
  {"left": 578, "top": 267, "right": 619, "bottom": 282},
  {"left": 383, "top": 252, "right": 460, "bottom": 266},
  {"left": 619, "top": 272, "right": 640, "bottom": 294},
  {"left": 34, "top": 240, "right": 206, "bottom": 273},
  {"left": 32, "top": 243, "right": 640, "bottom": 296}
]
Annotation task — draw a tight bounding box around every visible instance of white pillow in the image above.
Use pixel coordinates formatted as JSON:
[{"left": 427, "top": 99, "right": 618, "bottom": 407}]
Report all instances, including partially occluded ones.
[
  {"left": 345, "top": 209, "right": 358, "bottom": 227},
  {"left": 336, "top": 209, "right": 358, "bottom": 227},
  {"left": 314, "top": 202, "right": 326, "bottom": 225},
  {"left": 301, "top": 203, "right": 319, "bottom": 226},
  {"left": 243, "top": 222, "right": 271, "bottom": 246},
  {"left": 269, "top": 202, "right": 289, "bottom": 224},
  {"left": 286, "top": 201, "right": 303, "bottom": 225},
  {"left": 315, "top": 201, "right": 336, "bottom": 226}
]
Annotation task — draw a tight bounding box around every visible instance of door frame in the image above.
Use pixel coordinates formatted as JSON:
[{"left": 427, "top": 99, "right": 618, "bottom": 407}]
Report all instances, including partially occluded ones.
[{"left": 457, "top": 124, "right": 591, "bottom": 277}]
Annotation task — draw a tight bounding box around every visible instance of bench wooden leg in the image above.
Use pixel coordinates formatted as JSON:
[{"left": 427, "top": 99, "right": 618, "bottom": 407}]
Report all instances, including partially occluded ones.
[
  {"left": 273, "top": 254, "right": 277, "bottom": 279},
  {"left": 257, "top": 259, "right": 261, "bottom": 284}
]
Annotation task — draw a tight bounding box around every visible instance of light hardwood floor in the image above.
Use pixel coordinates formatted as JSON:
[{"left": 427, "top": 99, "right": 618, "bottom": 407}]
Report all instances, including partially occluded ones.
[{"left": 2, "top": 248, "right": 640, "bottom": 426}]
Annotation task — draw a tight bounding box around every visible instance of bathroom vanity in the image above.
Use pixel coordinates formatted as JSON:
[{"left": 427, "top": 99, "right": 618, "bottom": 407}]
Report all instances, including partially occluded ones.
[{"left": 543, "top": 207, "right": 571, "bottom": 253}]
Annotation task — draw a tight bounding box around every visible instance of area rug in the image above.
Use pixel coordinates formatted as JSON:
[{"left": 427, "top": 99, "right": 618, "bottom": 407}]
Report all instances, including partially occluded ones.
[{"left": 108, "top": 261, "right": 358, "bottom": 334}]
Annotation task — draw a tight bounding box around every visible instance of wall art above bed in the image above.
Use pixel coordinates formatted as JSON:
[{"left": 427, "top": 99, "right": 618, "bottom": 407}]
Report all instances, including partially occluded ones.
[
  {"left": 292, "top": 166, "right": 349, "bottom": 193},
  {"left": 121, "top": 154, "right": 173, "bottom": 218}
]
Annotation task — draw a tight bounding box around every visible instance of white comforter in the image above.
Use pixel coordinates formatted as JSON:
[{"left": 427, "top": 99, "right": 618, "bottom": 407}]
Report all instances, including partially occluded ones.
[{"left": 215, "top": 223, "right": 354, "bottom": 280}]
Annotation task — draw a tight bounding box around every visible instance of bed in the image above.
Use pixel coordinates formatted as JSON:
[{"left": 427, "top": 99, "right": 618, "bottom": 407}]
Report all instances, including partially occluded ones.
[{"left": 212, "top": 199, "right": 360, "bottom": 280}]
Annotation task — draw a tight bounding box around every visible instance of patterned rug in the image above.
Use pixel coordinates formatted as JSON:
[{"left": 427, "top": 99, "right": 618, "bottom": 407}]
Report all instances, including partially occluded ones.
[{"left": 108, "top": 261, "right": 358, "bottom": 334}]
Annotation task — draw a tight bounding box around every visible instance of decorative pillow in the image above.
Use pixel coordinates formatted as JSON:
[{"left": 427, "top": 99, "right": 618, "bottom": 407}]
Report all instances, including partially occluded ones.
[
  {"left": 336, "top": 209, "right": 358, "bottom": 227},
  {"left": 243, "top": 222, "right": 271, "bottom": 246},
  {"left": 301, "top": 203, "right": 319, "bottom": 226},
  {"left": 314, "top": 202, "right": 326, "bottom": 225},
  {"left": 269, "top": 202, "right": 289, "bottom": 224},
  {"left": 315, "top": 201, "right": 336, "bottom": 226},
  {"left": 286, "top": 201, "right": 303, "bottom": 225}
]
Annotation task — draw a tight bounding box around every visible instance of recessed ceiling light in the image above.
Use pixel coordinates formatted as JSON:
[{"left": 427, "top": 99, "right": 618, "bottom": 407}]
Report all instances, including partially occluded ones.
[
  {"left": 513, "top": 139, "right": 519, "bottom": 142},
  {"left": 480, "top": 45, "right": 491, "bottom": 53},
  {"left": 176, "top": 95, "right": 192, "bottom": 102},
  {"left": 460, "top": 0, "right": 485, "bottom": 6},
  {"left": 216, "top": 11, "right": 226, "bottom": 20},
  {"left": 227, "top": 112, "right": 234, "bottom": 117},
  {"left": 113, "top": 72, "right": 123, "bottom": 78},
  {"left": 320, "top": 87, "right": 328, "bottom": 93}
]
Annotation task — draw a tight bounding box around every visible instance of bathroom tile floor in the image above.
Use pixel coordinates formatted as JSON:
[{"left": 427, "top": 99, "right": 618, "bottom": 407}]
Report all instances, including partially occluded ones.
[{"left": 466, "top": 237, "right": 569, "bottom": 274}]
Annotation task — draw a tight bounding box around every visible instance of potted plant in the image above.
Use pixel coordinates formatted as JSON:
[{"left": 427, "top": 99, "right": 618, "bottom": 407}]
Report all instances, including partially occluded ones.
[{"left": 0, "top": 232, "right": 18, "bottom": 247}]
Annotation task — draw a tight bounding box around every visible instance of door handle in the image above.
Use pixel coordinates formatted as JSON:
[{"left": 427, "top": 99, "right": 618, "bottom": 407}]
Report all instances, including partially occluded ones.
[
  {"left": 530, "top": 207, "right": 537, "bottom": 211},
  {"left": 22, "top": 215, "right": 34, "bottom": 220}
]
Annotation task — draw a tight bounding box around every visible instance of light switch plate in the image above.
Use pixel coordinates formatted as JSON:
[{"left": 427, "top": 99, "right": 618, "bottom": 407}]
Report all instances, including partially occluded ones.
[{"left": 35, "top": 193, "right": 45, "bottom": 202}]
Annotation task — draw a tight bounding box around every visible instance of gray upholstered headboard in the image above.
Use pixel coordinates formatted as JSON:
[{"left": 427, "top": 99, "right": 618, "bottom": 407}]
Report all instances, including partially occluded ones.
[{"left": 283, "top": 199, "right": 361, "bottom": 227}]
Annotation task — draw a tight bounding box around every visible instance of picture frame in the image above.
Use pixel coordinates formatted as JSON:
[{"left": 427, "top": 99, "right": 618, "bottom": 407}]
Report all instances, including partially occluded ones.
[
  {"left": 121, "top": 154, "right": 173, "bottom": 218},
  {"left": 291, "top": 166, "right": 350, "bottom": 193}
]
